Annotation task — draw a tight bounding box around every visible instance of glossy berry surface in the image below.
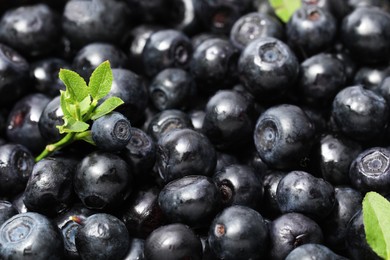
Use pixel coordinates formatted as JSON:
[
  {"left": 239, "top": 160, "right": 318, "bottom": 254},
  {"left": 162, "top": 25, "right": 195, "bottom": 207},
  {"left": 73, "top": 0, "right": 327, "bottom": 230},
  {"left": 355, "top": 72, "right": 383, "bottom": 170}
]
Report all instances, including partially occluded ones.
[{"left": 91, "top": 112, "right": 132, "bottom": 152}]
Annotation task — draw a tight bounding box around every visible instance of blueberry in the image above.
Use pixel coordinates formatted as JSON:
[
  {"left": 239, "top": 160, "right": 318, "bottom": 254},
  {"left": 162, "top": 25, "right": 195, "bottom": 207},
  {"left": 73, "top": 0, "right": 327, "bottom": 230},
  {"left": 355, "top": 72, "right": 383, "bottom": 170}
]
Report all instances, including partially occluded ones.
[
  {"left": 63, "top": 0, "right": 130, "bottom": 47},
  {"left": 276, "top": 170, "right": 335, "bottom": 220},
  {"left": 262, "top": 170, "right": 287, "bottom": 218},
  {"left": 285, "top": 243, "right": 348, "bottom": 260},
  {"left": 0, "top": 43, "right": 30, "bottom": 107},
  {"left": 0, "top": 4, "right": 61, "bottom": 57},
  {"left": 341, "top": 6, "right": 390, "bottom": 65},
  {"left": 0, "top": 212, "right": 64, "bottom": 259},
  {"left": 72, "top": 43, "right": 130, "bottom": 80},
  {"left": 156, "top": 128, "right": 216, "bottom": 183},
  {"left": 147, "top": 109, "right": 193, "bottom": 141},
  {"left": 230, "top": 12, "right": 284, "bottom": 50},
  {"left": 190, "top": 38, "right": 239, "bottom": 94},
  {"left": 322, "top": 186, "right": 363, "bottom": 253},
  {"left": 123, "top": 238, "right": 145, "bottom": 260},
  {"left": 149, "top": 68, "right": 197, "bottom": 111},
  {"left": 238, "top": 37, "right": 299, "bottom": 101},
  {"left": 287, "top": 5, "right": 337, "bottom": 58},
  {"left": 202, "top": 90, "right": 254, "bottom": 150},
  {"left": 208, "top": 205, "right": 269, "bottom": 260},
  {"left": 23, "top": 156, "right": 77, "bottom": 216},
  {"left": 74, "top": 151, "right": 132, "bottom": 210},
  {"left": 120, "top": 127, "right": 156, "bottom": 181},
  {"left": 144, "top": 223, "right": 203, "bottom": 260},
  {"left": 55, "top": 203, "right": 96, "bottom": 259},
  {"left": 349, "top": 146, "right": 390, "bottom": 194},
  {"left": 0, "top": 201, "right": 18, "bottom": 227},
  {"left": 331, "top": 85, "right": 389, "bottom": 142},
  {"left": 75, "top": 213, "right": 130, "bottom": 260},
  {"left": 0, "top": 144, "right": 34, "bottom": 197},
  {"left": 120, "top": 185, "right": 165, "bottom": 239},
  {"left": 254, "top": 104, "right": 315, "bottom": 170},
  {"left": 91, "top": 112, "right": 132, "bottom": 152},
  {"left": 103, "top": 68, "right": 148, "bottom": 124},
  {"left": 38, "top": 95, "right": 64, "bottom": 144},
  {"left": 269, "top": 212, "right": 324, "bottom": 260},
  {"left": 142, "top": 29, "right": 192, "bottom": 77},
  {"left": 379, "top": 76, "right": 390, "bottom": 104},
  {"left": 189, "top": 109, "right": 206, "bottom": 131},
  {"left": 319, "top": 133, "right": 362, "bottom": 185},
  {"left": 30, "top": 58, "right": 70, "bottom": 97},
  {"left": 214, "top": 151, "right": 239, "bottom": 173},
  {"left": 298, "top": 53, "right": 347, "bottom": 107},
  {"left": 213, "top": 164, "right": 263, "bottom": 210},
  {"left": 158, "top": 175, "right": 222, "bottom": 228},
  {"left": 353, "top": 65, "right": 390, "bottom": 92}
]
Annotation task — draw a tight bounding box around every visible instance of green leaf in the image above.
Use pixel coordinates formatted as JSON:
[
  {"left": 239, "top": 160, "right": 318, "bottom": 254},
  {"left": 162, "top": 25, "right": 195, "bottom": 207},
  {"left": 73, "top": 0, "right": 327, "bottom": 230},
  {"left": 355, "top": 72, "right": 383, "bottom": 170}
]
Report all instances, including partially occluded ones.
[
  {"left": 79, "top": 95, "right": 92, "bottom": 116},
  {"left": 268, "top": 0, "right": 301, "bottom": 23},
  {"left": 75, "top": 131, "right": 95, "bottom": 145},
  {"left": 90, "top": 97, "right": 124, "bottom": 120},
  {"left": 59, "top": 69, "right": 89, "bottom": 102},
  {"left": 57, "top": 117, "right": 90, "bottom": 134},
  {"left": 59, "top": 90, "right": 74, "bottom": 119},
  {"left": 88, "top": 60, "right": 113, "bottom": 100},
  {"left": 363, "top": 191, "right": 390, "bottom": 260}
]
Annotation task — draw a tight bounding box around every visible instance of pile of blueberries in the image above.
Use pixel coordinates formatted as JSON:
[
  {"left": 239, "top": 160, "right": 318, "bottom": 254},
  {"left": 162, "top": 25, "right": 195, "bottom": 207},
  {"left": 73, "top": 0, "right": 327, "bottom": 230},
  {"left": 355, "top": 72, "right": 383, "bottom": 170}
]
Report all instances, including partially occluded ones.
[{"left": 0, "top": 0, "right": 390, "bottom": 259}]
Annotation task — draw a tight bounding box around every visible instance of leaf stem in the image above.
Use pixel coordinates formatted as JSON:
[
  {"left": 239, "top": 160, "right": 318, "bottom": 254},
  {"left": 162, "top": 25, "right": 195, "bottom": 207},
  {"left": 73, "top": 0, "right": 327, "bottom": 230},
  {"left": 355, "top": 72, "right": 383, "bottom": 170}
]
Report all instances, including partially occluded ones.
[
  {"left": 34, "top": 133, "right": 76, "bottom": 162},
  {"left": 83, "top": 99, "right": 98, "bottom": 121}
]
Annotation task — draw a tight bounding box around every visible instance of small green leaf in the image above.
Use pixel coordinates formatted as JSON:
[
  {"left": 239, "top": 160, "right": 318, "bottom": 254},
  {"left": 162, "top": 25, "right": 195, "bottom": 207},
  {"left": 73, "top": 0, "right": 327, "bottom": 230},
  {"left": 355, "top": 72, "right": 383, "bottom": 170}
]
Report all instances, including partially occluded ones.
[
  {"left": 59, "top": 69, "right": 89, "bottom": 102},
  {"left": 268, "top": 0, "right": 301, "bottom": 23},
  {"left": 79, "top": 95, "right": 92, "bottom": 116},
  {"left": 88, "top": 60, "right": 113, "bottom": 100},
  {"left": 59, "top": 90, "right": 74, "bottom": 119},
  {"left": 363, "top": 191, "right": 390, "bottom": 260},
  {"left": 57, "top": 117, "right": 90, "bottom": 134},
  {"left": 90, "top": 97, "right": 124, "bottom": 120}
]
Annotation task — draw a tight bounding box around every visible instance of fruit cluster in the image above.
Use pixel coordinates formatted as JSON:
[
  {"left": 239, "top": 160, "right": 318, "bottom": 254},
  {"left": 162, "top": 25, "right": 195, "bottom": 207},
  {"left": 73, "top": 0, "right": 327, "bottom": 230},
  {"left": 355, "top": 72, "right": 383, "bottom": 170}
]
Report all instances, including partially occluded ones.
[{"left": 0, "top": 0, "right": 389, "bottom": 259}]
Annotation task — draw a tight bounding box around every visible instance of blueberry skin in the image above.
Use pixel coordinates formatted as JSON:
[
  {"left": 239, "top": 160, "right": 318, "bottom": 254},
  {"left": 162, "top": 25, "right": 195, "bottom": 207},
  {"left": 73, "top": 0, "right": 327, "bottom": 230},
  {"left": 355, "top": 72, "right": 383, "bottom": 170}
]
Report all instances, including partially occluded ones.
[
  {"left": 349, "top": 147, "right": 390, "bottom": 194},
  {"left": 145, "top": 223, "right": 202, "bottom": 260},
  {"left": 0, "top": 43, "right": 30, "bottom": 107},
  {"left": 11, "top": 192, "right": 28, "bottom": 214},
  {"left": 102, "top": 68, "right": 148, "bottom": 124},
  {"left": 262, "top": 171, "right": 287, "bottom": 218},
  {"left": 230, "top": 12, "right": 284, "bottom": 50},
  {"left": 55, "top": 203, "right": 96, "bottom": 259},
  {"left": 254, "top": 104, "right": 315, "bottom": 170},
  {"left": 346, "top": 210, "right": 381, "bottom": 260},
  {"left": 202, "top": 90, "right": 254, "bottom": 150},
  {"left": 91, "top": 112, "right": 132, "bottom": 152},
  {"left": 319, "top": 133, "right": 362, "bottom": 185},
  {"left": 0, "top": 4, "right": 61, "bottom": 57},
  {"left": 214, "top": 151, "right": 239, "bottom": 173},
  {"left": 238, "top": 37, "right": 299, "bottom": 101},
  {"left": 269, "top": 212, "right": 324, "bottom": 260},
  {"left": 63, "top": 0, "right": 130, "bottom": 47},
  {"left": 74, "top": 151, "right": 132, "bottom": 210},
  {"left": 285, "top": 244, "right": 348, "bottom": 260},
  {"left": 298, "top": 53, "right": 346, "bottom": 107},
  {"left": 379, "top": 76, "right": 390, "bottom": 105},
  {"left": 120, "top": 127, "right": 156, "bottom": 180},
  {"left": 142, "top": 29, "right": 192, "bottom": 77},
  {"left": 331, "top": 85, "right": 389, "bottom": 142},
  {"left": 0, "top": 144, "right": 34, "bottom": 197},
  {"left": 213, "top": 164, "right": 263, "bottom": 210},
  {"left": 6, "top": 93, "right": 51, "bottom": 154},
  {"left": 341, "top": 6, "right": 390, "bottom": 64},
  {"left": 189, "top": 109, "right": 205, "bottom": 131},
  {"left": 30, "top": 58, "right": 70, "bottom": 97},
  {"left": 0, "top": 212, "right": 64, "bottom": 260},
  {"left": 353, "top": 66, "right": 390, "bottom": 92},
  {"left": 276, "top": 171, "right": 335, "bottom": 220},
  {"left": 322, "top": 186, "right": 363, "bottom": 252},
  {"left": 0, "top": 201, "right": 17, "bottom": 227},
  {"left": 149, "top": 68, "right": 197, "bottom": 111},
  {"left": 23, "top": 157, "right": 77, "bottom": 216},
  {"left": 38, "top": 95, "right": 64, "bottom": 144},
  {"left": 158, "top": 175, "right": 222, "bottom": 228},
  {"left": 75, "top": 213, "right": 130, "bottom": 260},
  {"left": 194, "top": 0, "right": 253, "bottom": 34},
  {"left": 301, "top": 0, "right": 351, "bottom": 20},
  {"left": 156, "top": 128, "right": 216, "bottom": 183},
  {"left": 120, "top": 185, "right": 165, "bottom": 239},
  {"left": 208, "top": 205, "right": 268, "bottom": 260},
  {"left": 72, "top": 43, "right": 129, "bottom": 80},
  {"left": 123, "top": 238, "right": 145, "bottom": 260},
  {"left": 147, "top": 109, "right": 193, "bottom": 141},
  {"left": 287, "top": 5, "right": 337, "bottom": 58},
  {"left": 190, "top": 38, "right": 239, "bottom": 94}
]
